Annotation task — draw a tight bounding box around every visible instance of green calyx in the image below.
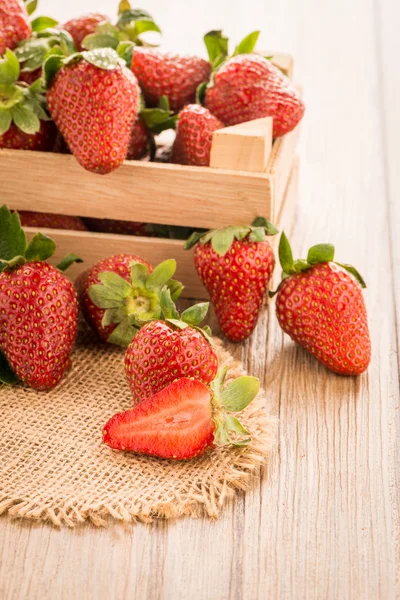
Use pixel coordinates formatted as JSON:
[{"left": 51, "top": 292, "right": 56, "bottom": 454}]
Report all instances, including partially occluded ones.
[
  {"left": 158, "top": 288, "right": 212, "bottom": 340},
  {"left": 0, "top": 205, "right": 82, "bottom": 273},
  {"left": 203, "top": 29, "right": 260, "bottom": 72},
  {"left": 43, "top": 47, "right": 126, "bottom": 89},
  {"left": 269, "top": 231, "right": 367, "bottom": 297},
  {"left": 88, "top": 259, "right": 184, "bottom": 347},
  {"left": 15, "top": 27, "right": 75, "bottom": 76},
  {"left": 139, "top": 95, "right": 178, "bottom": 134},
  {"left": 82, "top": 2, "right": 161, "bottom": 55},
  {"left": 210, "top": 367, "right": 260, "bottom": 447},
  {"left": 0, "top": 50, "right": 50, "bottom": 136},
  {"left": 184, "top": 217, "right": 279, "bottom": 257}
]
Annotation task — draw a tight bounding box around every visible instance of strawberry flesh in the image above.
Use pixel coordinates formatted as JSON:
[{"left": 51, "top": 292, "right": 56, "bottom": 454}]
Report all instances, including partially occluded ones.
[{"left": 103, "top": 378, "right": 214, "bottom": 459}]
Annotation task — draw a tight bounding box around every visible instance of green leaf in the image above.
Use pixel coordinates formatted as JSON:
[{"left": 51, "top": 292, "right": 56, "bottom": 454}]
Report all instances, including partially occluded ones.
[
  {"left": 160, "top": 288, "right": 179, "bottom": 320},
  {"left": 83, "top": 48, "right": 124, "bottom": 70},
  {"left": 184, "top": 230, "right": 206, "bottom": 250},
  {"left": 116, "top": 40, "right": 135, "bottom": 67},
  {"left": 224, "top": 414, "right": 250, "bottom": 436},
  {"left": 181, "top": 302, "right": 209, "bottom": 326},
  {"left": 278, "top": 231, "right": 295, "bottom": 274},
  {"left": 135, "top": 19, "right": 161, "bottom": 35},
  {"left": 118, "top": 0, "right": 131, "bottom": 14},
  {"left": 166, "top": 318, "right": 188, "bottom": 330},
  {"left": 233, "top": 31, "right": 260, "bottom": 55},
  {"left": 22, "top": 48, "right": 47, "bottom": 71},
  {"left": 83, "top": 34, "right": 119, "bottom": 51},
  {"left": 0, "top": 206, "right": 26, "bottom": 262},
  {"left": 43, "top": 53, "right": 65, "bottom": 88},
  {"left": 140, "top": 107, "right": 177, "bottom": 134},
  {"left": 202, "top": 325, "right": 212, "bottom": 338},
  {"left": 130, "top": 262, "right": 150, "bottom": 287},
  {"left": 335, "top": 263, "right": 367, "bottom": 288},
  {"left": 196, "top": 81, "right": 208, "bottom": 105},
  {"left": 25, "top": 0, "right": 38, "bottom": 16},
  {"left": 146, "top": 259, "right": 176, "bottom": 290},
  {"left": 307, "top": 243, "right": 335, "bottom": 264},
  {"left": 25, "top": 232, "right": 56, "bottom": 261},
  {"left": 0, "top": 349, "right": 19, "bottom": 385},
  {"left": 248, "top": 227, "right": 266, "bottom": 242},
  {"left": 211, "top": 227, "right": 236, "bottom": 256},
  {"left": 59, "top": 30, "right": 76, "bottom": 55},
  {"left": 56, "top": 253, "right": 83, "bottom": 272},
  {"left": 213, "top": 424, "right": 231, "bottom": 446},
  {"left": 11, "top": 102, "right": 41, "bottom": 134},
  {"left": 221, "top": 376, "right": 260, "bottom": 412},
  {"left": 0, "top": 110, "right": 12, "bottom": 135},
  {"left": 204, "top": 30, "right": 229, "bottom": 64},
  {"left": 167, "top": 279, "right": 183, "bottom": 302},
  {"left": 0, "top": 50, "right": 20, "bottom": 85},
  {"left": 31, "top": 16, "right": 59, "bottom": 33},
  {"left": 98, "top": 271, "right": 133, "bottom": 296},
  {"left": 117, "top": 8, "right": 155, "bottom": 29},
  {"left": 106, "top": 319, "right": 138, "bottom": 347},
  {"left": 0, "top": 84, "right": 23, "bottom": 110},
  {"left": 251, "top": 216, "right": 279, "bottom": 235},
  {"left": 102, "top": 306, "right": 129, "bottom": 327}
]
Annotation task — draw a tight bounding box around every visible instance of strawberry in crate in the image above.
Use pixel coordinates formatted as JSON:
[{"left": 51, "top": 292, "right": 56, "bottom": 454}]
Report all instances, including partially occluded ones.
[
  {"left": 0, "top": 205, "right": 82, "bottom": 390},
  {"left": 0, "top": 49, "right": 55, "bottom": 151}
]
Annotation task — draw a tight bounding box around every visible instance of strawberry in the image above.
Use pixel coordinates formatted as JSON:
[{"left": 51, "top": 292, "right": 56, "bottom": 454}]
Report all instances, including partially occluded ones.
[
  {"left": 271, "top": 233, "right": 371, "bottom": 375},
  {"left": 18, "top": 211, "right": 87, "bottom": 231},
  {"left": 125, "top": 296, "right": 218, "bottom": 404},
  {"left": 126, "top": 117, "right": 150, "bottom": 160},
  {"left": 0, "top": 50, "right": 53, "bottom": 151},
  {"left": 131, "top": 48, "right": 211, "bottom": 112},
  {"left": 103, "top": 369, "right": 260, "bottom": 459},
  {"left": 45, "top": 48, "right": 140, "bottom": 174},
  {"left": 185, "top": 218, "right": 278, "bottom": 342},
  {"left": 204, "top": 53, "right": 304, "bottom": 137},
  {"left": 77, "top": 255, "right": 182, "bottom": 346},
  {"left": 172, "top": 104, "right": 224, "bottom": 167},
  {"left": 0, "top": 0, "right": 31, "bottom": 55},
  {"left": 0, "top": 205, "right": 81, "bottom": 390},
  {"left": 62, "top": 13, "right": 109, "bottom": 51}
]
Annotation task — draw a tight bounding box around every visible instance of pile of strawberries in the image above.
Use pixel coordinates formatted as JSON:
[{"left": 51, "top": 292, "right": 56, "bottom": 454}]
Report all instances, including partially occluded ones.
[
  {"left": 0, "top": 204, "right": 371, "bottom": 460},
  {"left": 0, "top": 0, "right": 304, "bottom": 175}
]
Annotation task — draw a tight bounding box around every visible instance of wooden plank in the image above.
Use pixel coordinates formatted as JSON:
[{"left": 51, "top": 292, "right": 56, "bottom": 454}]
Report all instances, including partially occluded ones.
[
  {"left": 210, "top": 117, "right": 273, "bottom": 172},
  {"left": 24, "top": 161, "right": 299, "bottom": 299},
  {"left": 0, "top": 150, "right": 273, "bottom": 230}
]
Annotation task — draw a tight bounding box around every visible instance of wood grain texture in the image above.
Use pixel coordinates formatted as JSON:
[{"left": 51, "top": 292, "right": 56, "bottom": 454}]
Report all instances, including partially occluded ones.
[
  {"left": 210, "top": 117, "right": 273, "bottom": 172},
  {"left": 1, "top": 0, "right": 400, "bottom": 599}
]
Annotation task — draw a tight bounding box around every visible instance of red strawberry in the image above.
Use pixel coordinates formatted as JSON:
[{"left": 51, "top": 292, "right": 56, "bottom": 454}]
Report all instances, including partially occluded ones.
[
  {"left": 0, "top": 121, "right": 55, "bottom": 151},
  {"left": 272, "top": 233, "right": 371, "bottom": 375},
  {"left": 172, "top": 104, "right": 224, "bottom": 167},
  {"left": 0, "top": 0, "right": 31, "bottom": 55},
  {"left": 0, "top": 50, "right": 53, "bottom": 151},
  {"left": 125, "top": 300, "right": 218, "bottom": 404},
  {"left": 131, "top": 48, "right": 211, "bottom": 112},
  {"left": 126, "top": 117, "right": 150, "bottom": 160},
  {"left": 185, "top": 219, "right": 278, "bottom": 342},
  {"left": 77, "top": 255, "right": 182, "bottom": 346},
  {"left": 103, "top": 370, "right": 260, "bottom": 460},
  {"left": 18, "top": 211, "right": 87, "bottom": 231},
  {"left": 45, "top": 48, "right": 140, "bottom": 174},
  {"left": 62, "top": 13, "right": 108, "bottom": 51},
  {"left": 18, "top": 68, "right": 41, "bottom": 85},
  {"left": 0, "top": 205, "right": 80, "bottom": 390},
  {"left": 205, "top": 54, "right": 305, "bottom": 137},
  {"left": 83, "top": 218, "right": 150, "bottom": 236}
]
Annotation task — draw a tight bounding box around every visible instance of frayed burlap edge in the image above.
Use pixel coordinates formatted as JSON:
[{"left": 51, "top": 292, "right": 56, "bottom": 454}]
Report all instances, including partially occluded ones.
[{"left": 0, "top": 337, "right": 277, "bottom": 528}]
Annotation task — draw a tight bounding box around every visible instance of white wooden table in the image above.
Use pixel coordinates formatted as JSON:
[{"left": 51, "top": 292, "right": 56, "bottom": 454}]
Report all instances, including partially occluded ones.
[{"left": 1, "top": 0, "right": 399, "bottom": 598}]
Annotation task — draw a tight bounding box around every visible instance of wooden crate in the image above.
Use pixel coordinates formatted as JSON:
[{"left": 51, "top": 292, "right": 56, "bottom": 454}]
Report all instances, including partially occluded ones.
[{"left": 0, "top": 54, "right": 301, "bottom": 298}]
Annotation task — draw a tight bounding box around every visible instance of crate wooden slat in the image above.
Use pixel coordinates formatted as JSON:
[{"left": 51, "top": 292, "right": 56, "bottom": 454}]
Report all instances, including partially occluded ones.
[{"left": 24, "top": 158, "right": 299, "bottom": 299}]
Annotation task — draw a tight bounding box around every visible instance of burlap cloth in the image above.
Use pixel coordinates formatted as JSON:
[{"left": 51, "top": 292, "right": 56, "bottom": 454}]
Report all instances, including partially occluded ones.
[{"left": 0, "top": 327, "right": 276, "bottom": 528}]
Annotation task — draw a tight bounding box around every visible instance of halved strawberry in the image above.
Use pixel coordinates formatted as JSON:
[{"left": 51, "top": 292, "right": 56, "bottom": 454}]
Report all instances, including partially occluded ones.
[{"left": 103, "top": 369, "right": 260, "bottom": 460}]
